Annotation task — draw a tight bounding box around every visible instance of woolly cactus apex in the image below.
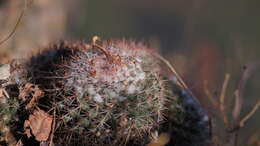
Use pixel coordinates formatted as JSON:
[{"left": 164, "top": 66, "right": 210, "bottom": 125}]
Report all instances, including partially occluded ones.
[
  {"left": 19, "top": 39, "right": 173, "bottom": 145},
  {"left": 64, "top": 41, "right": 165, "bottom": 144}
]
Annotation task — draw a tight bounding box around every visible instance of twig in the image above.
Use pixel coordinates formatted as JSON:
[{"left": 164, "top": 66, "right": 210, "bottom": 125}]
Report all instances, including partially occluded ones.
[
  {"left": 229, "top": 63, "right": 260, "bottom": 146},
  {"left": 239, "top": 101, "right": 260, "bottom": 127},
  {"left": 232, "top": 90, "right": 243, "bottom": 121},
  {"left": 232, "top": 63, "right": 259, "bottom": 121},
  {"left": 219, "top": 73, "right": 230, "bottom": 126}
]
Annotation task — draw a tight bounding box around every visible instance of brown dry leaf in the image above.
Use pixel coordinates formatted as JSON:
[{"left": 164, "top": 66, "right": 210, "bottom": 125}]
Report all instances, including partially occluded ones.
[
  {"left": 19, "top": 83, "right": 33, "bottom": 101},
  {"left": 25, "top": 87, "right": 44, "bottom": 110},
  {"left": 19, "top": 83, "right": 44, "bottom": 109},
  {"left": 24, "top": 120, "right": 32, "bottom": 138},
  {"left": 24, "top": 109, "right": 53, "bottom": 141},
  {"left": 147, "top": 133, "right": 170, "bottom": 146}
]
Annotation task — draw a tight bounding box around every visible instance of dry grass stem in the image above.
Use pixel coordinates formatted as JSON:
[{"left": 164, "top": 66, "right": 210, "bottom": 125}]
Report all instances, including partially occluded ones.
[
  {"left": 152, "top": 53, "right": 188, "bottom": 89},
  {"left": 0, "top": 0, "right": 28, "bottom": 46}
]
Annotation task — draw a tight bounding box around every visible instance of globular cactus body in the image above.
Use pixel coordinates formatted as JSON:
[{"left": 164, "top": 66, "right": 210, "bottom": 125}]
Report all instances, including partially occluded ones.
[
  {"left": 23, "top": 40, "right": 169, "bottom": 145},
  {"left": 0, "top": 39, "right": 211, "bottom": 146}
]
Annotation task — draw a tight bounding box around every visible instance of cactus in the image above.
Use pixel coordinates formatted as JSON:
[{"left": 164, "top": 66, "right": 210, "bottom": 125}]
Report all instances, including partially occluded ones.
[
  {"left": 20, "top": 40, "right": 175, "bottom": 145},
  {"left": 0, "top": 39, "right": 211, "bottom": 146}
]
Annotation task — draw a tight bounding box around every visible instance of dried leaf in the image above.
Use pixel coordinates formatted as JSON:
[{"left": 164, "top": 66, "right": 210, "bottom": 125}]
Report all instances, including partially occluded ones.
[
  {"left": 24, "top": 109, "right": 53, "bottom": 141},
  {"left": 24, "top": 120, "right": 32, "bottom": 138},
  {"left": 147, "top": 133, "right": 170, "bottom": 146},
  {"left": 19, "top": 83, "right": 44, "bottom": 109},
  {"left": 19, "top": 83, "right": 33, "bottom": 101},
  {"left": 26, "top": 88, "right": 44, "bottom": 110}
]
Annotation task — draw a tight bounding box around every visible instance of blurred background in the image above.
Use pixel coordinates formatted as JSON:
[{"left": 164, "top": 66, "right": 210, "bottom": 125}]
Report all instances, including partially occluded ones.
[{"left": 0, "top": 0, "right": 259, "bottom": 145}]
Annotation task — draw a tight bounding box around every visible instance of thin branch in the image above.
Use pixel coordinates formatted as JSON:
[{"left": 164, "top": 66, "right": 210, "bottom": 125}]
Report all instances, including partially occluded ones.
[
  {"left": 232, "top": 63, "right": 260, "bottom": 121},
  {"left": 232, "top": 90, "right": 243, "bottom": 121},
  {"left": 239, "top": 101, "right": 260, "bottom": 127},
  {"left": 219, "top": 73, "right": 230, "bottom": 126}
]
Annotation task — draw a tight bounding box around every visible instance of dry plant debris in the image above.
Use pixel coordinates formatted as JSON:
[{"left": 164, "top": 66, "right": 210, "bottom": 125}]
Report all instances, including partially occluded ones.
[
  {"left": 24, "top": 108, "right": 53, "bottom": 141},
  {"left": 204, "top": 63, "right": 260, "bottom": 146},
  {"left": 19, "top": 83, "right": 44, "bottom": 109},
  {"left": 147, "top": 133, "right": 170, "bottom": 146}
]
